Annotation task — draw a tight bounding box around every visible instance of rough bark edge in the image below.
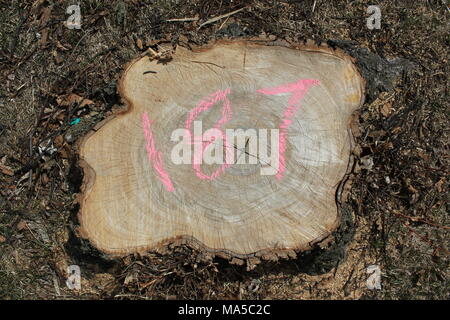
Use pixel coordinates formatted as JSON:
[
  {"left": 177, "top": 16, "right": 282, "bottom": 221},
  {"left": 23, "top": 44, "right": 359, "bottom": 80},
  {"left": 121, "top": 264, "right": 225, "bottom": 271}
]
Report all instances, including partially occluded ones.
[{"left": 75, "top": 39, "right": 366, "bottom": 265}]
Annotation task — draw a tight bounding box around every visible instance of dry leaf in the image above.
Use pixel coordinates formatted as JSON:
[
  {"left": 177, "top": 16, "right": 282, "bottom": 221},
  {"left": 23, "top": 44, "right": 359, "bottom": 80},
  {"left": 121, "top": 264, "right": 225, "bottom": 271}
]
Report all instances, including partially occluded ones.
[
  {"left": 0, "top": 235, "right": 6, "bottom": 243},
  {"left": 17, "top": 220, "right": 28, "bottom": 231},
  {"left": 341, "top": 179, "right": 353, "bottom": 202},
  {"left": 380, "top": 102, "right": 392, "bottom": 117},
  {"left": 360, "top": 156, "right": 374, "bottom": 171},
  {"left": 54, "top": 259, "right": 69, "bottom": 278},
  {"left": 136, "top": 38, "right": 144, "bottom": 50},
  {"left": 54, "top": 135, "right": 64, "bottom": 148},
  {"left": 435, "top": 178, "right": 445, "bottom": 193},
  {"left": 0, "top": 163, "right": 14, "bottom": 176},
  {"left": 57, "top": 93, "right": 94, "bottom": 107},
  {"left": 350, "top": 119, "right": 362, "bottom": 137},
  {"left": 38, "top": 6, "right": 52, "bottom": 48},
  {"left": 178, "top": 34, "right": 189, "bottom": 44},
  {"left": 146, "top": 39, "right": 161, "bottom": 47},
  {"left": 59, "top": 145, "right": 71, "bottom": 159},
  {"left": 124, "top": 273, "right": 136, "bottom": 285},
  {"left": 42, "top": 173, "right": 49, "bottom": 185},
  {"left": 31, "top": 0, "right": 46, "bottom": 14},
  {"left": 407, "top": 184, "right": 419, "bottom": 193},
  {"left": 352, "top": 145, "right": 362, "bottom": 157},
  {"left": 55, "top": 40, "right": 71, "bottom": 51},
  {"left": 391, "top": 127, "right": 402, "bottom": 134},
  {"left": 53, "top": 50, "right": 62, "bottom": 64}
]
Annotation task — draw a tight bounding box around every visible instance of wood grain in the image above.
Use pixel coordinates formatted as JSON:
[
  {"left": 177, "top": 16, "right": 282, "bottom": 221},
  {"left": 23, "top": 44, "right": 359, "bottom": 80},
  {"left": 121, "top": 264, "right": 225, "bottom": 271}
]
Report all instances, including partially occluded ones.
[{"left": 77, "top": 41, "right": 364, "bottom": 259}]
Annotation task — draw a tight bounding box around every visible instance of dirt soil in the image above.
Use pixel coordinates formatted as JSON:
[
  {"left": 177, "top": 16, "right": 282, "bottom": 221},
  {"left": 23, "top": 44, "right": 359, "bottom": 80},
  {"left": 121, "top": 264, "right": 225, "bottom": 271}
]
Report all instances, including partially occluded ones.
[{"left": 0, "top": 0, "right": 448, "bottom": 300}]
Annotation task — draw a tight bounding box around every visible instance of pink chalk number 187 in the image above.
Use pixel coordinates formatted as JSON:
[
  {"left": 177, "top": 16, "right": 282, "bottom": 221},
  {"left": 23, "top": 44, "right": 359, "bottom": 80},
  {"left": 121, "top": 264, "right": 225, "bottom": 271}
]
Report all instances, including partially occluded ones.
[{"left": 142, "top": 79, "right": 320, "bottom": 192}]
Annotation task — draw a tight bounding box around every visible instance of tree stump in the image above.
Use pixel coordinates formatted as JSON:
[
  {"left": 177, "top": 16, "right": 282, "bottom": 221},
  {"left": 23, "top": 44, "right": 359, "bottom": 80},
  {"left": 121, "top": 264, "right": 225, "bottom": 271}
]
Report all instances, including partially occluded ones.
[{"left": 77, "top": 41, "right": 364, "bottom": 261}]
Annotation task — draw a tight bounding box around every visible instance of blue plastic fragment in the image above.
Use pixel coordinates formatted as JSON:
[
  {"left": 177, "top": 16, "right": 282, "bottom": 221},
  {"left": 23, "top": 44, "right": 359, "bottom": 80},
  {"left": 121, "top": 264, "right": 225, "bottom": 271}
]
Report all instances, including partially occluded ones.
[{"left": 70, "top": 118, "right": 81, "bottom": 125}]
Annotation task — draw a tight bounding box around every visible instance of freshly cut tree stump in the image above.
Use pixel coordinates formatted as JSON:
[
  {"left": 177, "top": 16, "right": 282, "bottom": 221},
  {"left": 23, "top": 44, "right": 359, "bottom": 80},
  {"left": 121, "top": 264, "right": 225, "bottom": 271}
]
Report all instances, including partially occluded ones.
[{"left": 78, "top": 41, "right": 364, "bottom": 260}]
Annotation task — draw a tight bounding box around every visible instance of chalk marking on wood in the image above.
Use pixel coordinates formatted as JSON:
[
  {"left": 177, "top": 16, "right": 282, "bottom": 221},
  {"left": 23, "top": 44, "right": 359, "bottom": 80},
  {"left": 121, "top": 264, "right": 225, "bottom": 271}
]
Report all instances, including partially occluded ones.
[
  {"left": 257, "top": 79, "right": 320, "bottom": 180},
  {"left": 185, "top": 88, "right": 233, "bottom": 181},
  {"left": 142, "top": 112, "right": 175, "bottom": 192}
]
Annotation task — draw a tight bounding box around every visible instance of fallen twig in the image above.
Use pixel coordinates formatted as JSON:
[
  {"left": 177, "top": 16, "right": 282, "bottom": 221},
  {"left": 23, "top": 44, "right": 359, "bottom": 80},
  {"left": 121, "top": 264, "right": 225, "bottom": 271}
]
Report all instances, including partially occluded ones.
[
  {"left": 391, "top": 209, "right": 450, "bottom": 230},
  {"left": 166, "top": 17, "right": 199, "bottom": 22},
  {"left": 199, "top": 7, "right": 246, "bottom": 29},
  {"left": 441, "top": 0, "right": 450, "bottom": 14},
  {"left": 403, "top": 223, "right": 449, "bottom": 255}
]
